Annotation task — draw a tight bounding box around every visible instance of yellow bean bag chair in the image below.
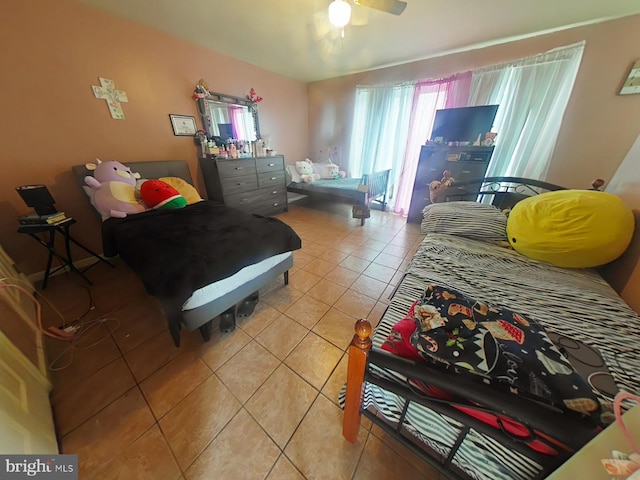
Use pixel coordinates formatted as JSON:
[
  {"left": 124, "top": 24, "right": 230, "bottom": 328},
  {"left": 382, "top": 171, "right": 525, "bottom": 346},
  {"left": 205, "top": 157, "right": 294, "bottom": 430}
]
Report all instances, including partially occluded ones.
[{"left": 506, "top": 190, "right": 634, "bottom": 268}]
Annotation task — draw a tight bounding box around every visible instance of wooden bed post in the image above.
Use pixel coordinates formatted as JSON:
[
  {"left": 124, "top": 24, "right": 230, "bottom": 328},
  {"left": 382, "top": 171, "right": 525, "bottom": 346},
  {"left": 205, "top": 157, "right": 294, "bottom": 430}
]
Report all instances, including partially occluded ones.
[{"left": 343, "top": 319, "right": 372, "bottom": 443}]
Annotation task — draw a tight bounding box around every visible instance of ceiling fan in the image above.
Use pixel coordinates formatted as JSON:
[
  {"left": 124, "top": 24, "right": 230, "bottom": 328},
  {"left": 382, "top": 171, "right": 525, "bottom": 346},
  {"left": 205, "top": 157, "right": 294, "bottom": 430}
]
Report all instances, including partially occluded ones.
[{"left": 328, "top": 0, "right": 407, "bottom": 30}]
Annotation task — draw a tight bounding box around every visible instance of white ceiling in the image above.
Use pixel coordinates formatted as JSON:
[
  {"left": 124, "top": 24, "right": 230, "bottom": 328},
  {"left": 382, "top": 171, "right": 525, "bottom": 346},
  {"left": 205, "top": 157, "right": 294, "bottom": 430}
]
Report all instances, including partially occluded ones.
[{"left": 78, "top": 0, "right": 640, "bottom": 83}]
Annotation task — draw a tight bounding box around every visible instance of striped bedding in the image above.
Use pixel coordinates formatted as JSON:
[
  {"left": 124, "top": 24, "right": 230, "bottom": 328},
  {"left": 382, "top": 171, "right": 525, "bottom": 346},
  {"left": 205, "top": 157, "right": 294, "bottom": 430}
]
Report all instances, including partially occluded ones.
[{"left": 356, "top": 233, "right": 640, "bottom": 480}]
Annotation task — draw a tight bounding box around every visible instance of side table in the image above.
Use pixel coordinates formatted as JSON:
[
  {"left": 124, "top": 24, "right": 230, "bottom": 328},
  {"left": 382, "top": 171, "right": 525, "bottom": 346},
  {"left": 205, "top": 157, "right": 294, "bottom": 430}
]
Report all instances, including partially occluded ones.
[{"left": 17, "top": 217, "right": 114, "bottom": 289}]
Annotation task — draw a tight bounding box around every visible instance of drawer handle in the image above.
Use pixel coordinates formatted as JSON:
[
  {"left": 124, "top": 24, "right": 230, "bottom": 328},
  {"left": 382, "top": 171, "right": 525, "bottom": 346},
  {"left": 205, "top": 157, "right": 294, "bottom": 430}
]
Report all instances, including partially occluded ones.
[
  {"left": 235, "top": 167, "right": 243, "bottom": 170},
  {"left": 241, "top": 198, "right": 248, "bottom": 203},
  {"left": 461, "top": 170, "right": 470, "bottom": 174},
  {"left": 237, "top": 182, "right": 245, "bottom": 186},
  {"left": 273, "top": 202, "right": 279, "bottom": 207},
  {"left": 272, "top": 190, "right": 278, "bottom": 194},
  {"left": 268, "top": 163, "right": 275, "bottom": 167},
  {"left": 270, "top": 177, "right": 276, "bottom": 180}
]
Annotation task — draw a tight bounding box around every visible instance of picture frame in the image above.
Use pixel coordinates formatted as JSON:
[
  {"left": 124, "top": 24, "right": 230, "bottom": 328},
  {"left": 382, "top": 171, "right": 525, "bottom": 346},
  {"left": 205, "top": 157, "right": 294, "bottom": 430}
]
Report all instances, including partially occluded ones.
[
  {"left": 619, "top": 60, "right": 640, "bottom": 95},
  {"left": 169, "top": 114, "right": 197, "bottom": 136}
]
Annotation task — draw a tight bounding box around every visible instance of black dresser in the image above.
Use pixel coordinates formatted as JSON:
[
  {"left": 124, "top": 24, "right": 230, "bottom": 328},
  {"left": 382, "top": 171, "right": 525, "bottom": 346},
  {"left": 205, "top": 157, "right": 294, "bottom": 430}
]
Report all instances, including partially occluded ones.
[
  {"left": 407, "top": 145, "right": 494, "bottom": 223},
  {"left": 199, "top": 155, "right": 288, "bottom": 216}
]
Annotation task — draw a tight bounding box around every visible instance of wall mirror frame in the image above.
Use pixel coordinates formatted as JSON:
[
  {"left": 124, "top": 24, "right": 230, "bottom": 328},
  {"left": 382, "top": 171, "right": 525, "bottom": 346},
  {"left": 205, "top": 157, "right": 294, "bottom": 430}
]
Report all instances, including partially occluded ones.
[{"left": 196, "top": 92, "right": 260, "bottom": 143}]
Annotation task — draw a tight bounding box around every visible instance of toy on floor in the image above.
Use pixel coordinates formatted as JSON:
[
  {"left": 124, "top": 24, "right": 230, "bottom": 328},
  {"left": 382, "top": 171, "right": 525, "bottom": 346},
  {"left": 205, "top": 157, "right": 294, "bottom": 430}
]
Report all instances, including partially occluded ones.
[{"left": 84, "top": 159, "right": 147, "bottom": 219}]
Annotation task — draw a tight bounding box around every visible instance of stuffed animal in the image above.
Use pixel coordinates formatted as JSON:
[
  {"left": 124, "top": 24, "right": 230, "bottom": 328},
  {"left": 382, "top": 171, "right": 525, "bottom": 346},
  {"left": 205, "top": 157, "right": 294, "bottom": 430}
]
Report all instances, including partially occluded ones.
[
  {"left": 428, "top": 170, "right": 455, "bottom": 204},
  {"left": 295, "top": 158, "right": 320, "bottom": 183},
  {"left": 140, "top": 179, "right": 187, "bottom": 210},
  {"left": 84, "top": 159, "right": 146, "bottom": 219}
]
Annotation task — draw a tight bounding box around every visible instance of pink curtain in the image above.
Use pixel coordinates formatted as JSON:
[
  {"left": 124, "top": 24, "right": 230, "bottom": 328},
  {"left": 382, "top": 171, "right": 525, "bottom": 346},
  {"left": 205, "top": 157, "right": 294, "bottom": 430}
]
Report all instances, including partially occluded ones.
[
  {"left": 393, "top": 72, "right": 472, "bottom": 215},
  {"left": 229, "top": 106, "right": 244, "bottom": 140}
]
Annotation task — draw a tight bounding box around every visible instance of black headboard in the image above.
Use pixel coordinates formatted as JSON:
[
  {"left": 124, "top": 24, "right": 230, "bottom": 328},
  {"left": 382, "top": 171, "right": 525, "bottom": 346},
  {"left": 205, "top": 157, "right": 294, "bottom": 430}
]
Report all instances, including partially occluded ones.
[{"left": 71, "top": 160, "right": 194, "bottom": 189}]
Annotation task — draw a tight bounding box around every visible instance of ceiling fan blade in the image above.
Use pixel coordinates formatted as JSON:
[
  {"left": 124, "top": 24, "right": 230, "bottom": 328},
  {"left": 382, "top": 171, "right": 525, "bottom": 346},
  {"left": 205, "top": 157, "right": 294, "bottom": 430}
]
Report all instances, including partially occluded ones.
[{"left": 355, "top": 0, "right": 407, "bottom": 15}]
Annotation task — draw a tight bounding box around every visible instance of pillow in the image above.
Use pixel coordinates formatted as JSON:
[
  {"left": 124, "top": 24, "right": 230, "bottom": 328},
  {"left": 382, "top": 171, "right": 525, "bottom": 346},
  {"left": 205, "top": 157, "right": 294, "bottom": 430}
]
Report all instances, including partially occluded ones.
[
  {"left": 159, "top": 177, "right": 202, "bottom": 205},
  {"left": 421, "top": 201, "right": 508, "bottom": 243},
  {"left": 507, "top": 190, "right": 634, "bottom": 268},
  {"left": 410, "top": 285, "right": 599, "bottom": 415},
  {"left": 380, "top": 313, "right": 423, "bottom": 362},
  {"left": 286, "top": 164, "right": 302, "bottom": 183},
  {"left": 140, "top": 179, "right": 187, "bottom": 210}
]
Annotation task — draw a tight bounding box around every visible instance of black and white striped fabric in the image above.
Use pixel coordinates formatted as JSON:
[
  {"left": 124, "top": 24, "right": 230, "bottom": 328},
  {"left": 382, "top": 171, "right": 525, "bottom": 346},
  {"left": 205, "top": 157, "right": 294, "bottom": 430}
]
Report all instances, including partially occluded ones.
[
  {"left": 352, "top": 232, "right": 640, "bottom": 480},
  {"left": 421, "top": 201, "right": 508, "bottom": 243}
]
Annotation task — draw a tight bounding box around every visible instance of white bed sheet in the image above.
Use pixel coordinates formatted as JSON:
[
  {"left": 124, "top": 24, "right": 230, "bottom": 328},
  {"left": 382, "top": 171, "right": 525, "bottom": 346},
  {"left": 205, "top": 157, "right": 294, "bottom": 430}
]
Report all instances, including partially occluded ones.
[{"left": 182, "top": 252, "right": 292, "bottom": 310}]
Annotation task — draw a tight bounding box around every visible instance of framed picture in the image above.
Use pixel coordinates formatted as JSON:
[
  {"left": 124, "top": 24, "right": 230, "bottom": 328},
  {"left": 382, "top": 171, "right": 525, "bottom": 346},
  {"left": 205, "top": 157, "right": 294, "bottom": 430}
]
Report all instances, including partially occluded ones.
[
  {"left": 169, "top": 114, "right": 197, "bottom": 136},
  {"left": 619, "top": 60, "right": 640, "bottom": 95}
]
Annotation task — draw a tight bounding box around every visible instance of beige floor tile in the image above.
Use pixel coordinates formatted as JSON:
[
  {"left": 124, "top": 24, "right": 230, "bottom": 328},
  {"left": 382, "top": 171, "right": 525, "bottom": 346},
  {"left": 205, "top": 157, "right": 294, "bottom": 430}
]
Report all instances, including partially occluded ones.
[
  {"left": 246, "top": 364, "right": 318, "bottom": 448},
  {"left": 354, "top": 432, "right": 430, "bottom": 480},
  {"left": 390, "top": 270, "right": 406, "bottom": 287},
  {"left": 381, "top": 284, "right": 397, "bottom": 304},
  {"left": 318, "top": 249, "right": 350, "bottom": 265},
  {"left": 340, "top": 255, "right": 371, "bottom": 273},
  {"left": 159, "top": 375, "right": 241, "bottom": 471},
  {"left": 216, "top": 341, "right": 280, "bottom": 403},
  {"left": 362, "top": 262, "right": 396, "bottom": 284},
  {"left": 321, "top": 352, "right": 348, "bottom": 406},
  {"left": 284, "top": 395, "right": 368, "bottom": 480},
  {"left": 266, "top": 455, "right": 305, "bottom": 479},
  {"left": 303, "top": 258, "right": 335, "bottom": 277},
  {"left": 139, "top": 352, "right": 212, "bottom": 419},
  {"left": 368, "top": 302, "right": 389, "bottom": 329},
  {"left": 373, "top": 252, "right": 404, "bottom": 270},
  {"left": 334, "top": 242, "right": 359, "bottom": 255},
  {"left": 284, "top": 295, "right": 331, "bottom": 329},
  {"left": 288, "top": 268, "right": 322, "bottom": 293},
  {"left": 109, "top": 299, "right": 168, "bottom": 353},
  {"left": 52, "top": 357, "right": 136, "bottom": 436},
  {"left": 198, "top": 327, "right": 251, "bottom": 371},
  {"left": 255, "top": 314, "right": 308, "bottom": 360},
  {"left": 307, "top": 278, "right": 347, "bottom": 305},
  {"left": 48, "top": 324, "right": 121, "bottom": 394},
  {"left": 351, "top": 274, "right": 388, "bottom": 300},
  {"left": 362, "top": 238, "right": 389, "bottom": 252},
  {"left": 262, "top": 285, "right": 304, "bottom": 312},
  {"left": 384, "top": 243, "right": 412, "bottom": 258},
  {"left": 350, "top": 247, "right": 381, "bottom": 262},
  {"left": 301, "top": 242, "right": 328, "bottom": 257},
  {"left": 124, "top": 328, "right": 201, "bottom": 383},
  {"left": 292, "top": 250, "right": 314, "bottom": 268},
  {"left": 312, "top": 308, "right": 357, "bottom": 350},
  {"left": 324, "top": 265, "right": 361, "bottom": 288},
  {"left": 90, "top": 425, "right": 181, "bottom": 480},
  {"left": 370, "top": 424, "right": 441, "bottom": 478},
  {"left": 237, "top": 302, "right": 280, "bottom": 337},
  {"left": 60, "top": 387, "right": 155, "bottom": 479},
  {"left": 333, "top": 289, "right": 377, "bottom": 321},
  {"left": 185, "top": 409, "right": 280, "bottom": 480},
  {"left": 284, "top": 332, "right": 343, "bottom": 390}
]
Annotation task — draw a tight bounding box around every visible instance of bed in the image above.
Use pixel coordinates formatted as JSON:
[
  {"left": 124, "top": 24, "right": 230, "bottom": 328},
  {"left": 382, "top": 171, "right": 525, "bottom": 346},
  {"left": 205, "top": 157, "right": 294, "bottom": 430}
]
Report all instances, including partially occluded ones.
[
  {"left": 341, "top": 177, "right": 640, "bottom": 479},
  {"left": 286, "top": 169, "right": 390, "bottom": 225},
  {"left": 71, "top": 160, "right": 301, "bottom": 347}
]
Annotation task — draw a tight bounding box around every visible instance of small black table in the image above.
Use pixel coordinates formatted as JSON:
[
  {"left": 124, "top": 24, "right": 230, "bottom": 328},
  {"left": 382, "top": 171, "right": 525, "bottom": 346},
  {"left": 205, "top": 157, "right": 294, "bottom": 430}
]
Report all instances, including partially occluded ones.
[{"left": 17, "top": 217, "right": 114, "bottom": 289}]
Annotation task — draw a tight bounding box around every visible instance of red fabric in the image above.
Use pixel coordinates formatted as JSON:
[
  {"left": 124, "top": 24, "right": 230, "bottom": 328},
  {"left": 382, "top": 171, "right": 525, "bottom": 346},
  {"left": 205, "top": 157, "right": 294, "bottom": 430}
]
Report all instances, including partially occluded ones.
[
  {"left": 380, "top": 316, "right": 423, "bottom": 362},
  {"left": 140, "top": 180, "right": 180, "bottom": 208}
]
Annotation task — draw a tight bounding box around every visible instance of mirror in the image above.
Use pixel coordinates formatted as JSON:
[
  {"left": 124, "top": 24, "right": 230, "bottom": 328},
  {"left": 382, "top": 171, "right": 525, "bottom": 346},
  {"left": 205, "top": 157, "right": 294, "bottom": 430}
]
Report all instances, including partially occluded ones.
[{"left": 196, "top": 92, "right": 260, "bottom": 143}]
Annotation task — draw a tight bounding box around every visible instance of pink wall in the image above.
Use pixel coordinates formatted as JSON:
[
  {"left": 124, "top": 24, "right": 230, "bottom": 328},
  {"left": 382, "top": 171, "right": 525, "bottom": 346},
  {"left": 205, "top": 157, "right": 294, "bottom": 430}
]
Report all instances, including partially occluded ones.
[
  {"left": 307, "top": 15, "right": 640, "bottom": 190},
  {"left": 0, "top": 0, "right": 308, "bottom": 274}
]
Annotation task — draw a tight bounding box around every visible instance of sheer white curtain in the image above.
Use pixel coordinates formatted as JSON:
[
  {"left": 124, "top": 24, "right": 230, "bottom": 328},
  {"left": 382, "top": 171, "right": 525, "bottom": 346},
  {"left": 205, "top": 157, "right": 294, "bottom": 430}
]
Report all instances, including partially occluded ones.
[
  {"left": 394, "top": 72, "right": 471, "bottom": 215},
  {"left": 348, "top": 83, "right": 415, "bottom": 204},
  {"left": 469, "top": 41, "right": 585, "bottom": 179}
]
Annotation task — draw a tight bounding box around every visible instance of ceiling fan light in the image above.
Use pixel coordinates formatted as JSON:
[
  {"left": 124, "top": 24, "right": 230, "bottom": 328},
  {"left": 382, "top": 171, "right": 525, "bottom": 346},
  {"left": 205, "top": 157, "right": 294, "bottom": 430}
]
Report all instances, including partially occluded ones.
[{"left": 328, "top": 0, "right": 352, "bottom": 28}]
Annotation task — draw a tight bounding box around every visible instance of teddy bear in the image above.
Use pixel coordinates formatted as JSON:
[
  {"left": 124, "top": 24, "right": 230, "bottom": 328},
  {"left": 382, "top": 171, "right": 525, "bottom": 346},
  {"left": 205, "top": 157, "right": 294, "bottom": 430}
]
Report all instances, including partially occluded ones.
[
  {"left": 84, "top": 159, "right": 147, "bottom": 219},
  {"left": 428, "top": 170, "right": 455, "bottom": 204},
  {"left": 295, "top": 158, "right": 320, "bottom": 183}
]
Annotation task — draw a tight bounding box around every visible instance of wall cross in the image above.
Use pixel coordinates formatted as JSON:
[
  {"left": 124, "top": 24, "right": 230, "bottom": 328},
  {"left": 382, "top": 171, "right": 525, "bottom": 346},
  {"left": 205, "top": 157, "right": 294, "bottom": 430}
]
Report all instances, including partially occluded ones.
[{"left": 92, "top": 77, "right": 128, "bottom": 119}]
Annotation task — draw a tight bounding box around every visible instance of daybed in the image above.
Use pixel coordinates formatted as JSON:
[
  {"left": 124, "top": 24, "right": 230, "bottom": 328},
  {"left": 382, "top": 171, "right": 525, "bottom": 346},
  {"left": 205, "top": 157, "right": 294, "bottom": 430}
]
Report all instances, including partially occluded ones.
[
  {"left": 342, "top": 178, "right": 640, "bottom": 479},
  {"left": 286, "top": 169, "right": 390, "bottom": 225},
  {"left": 71, "top": 160, "right": 301, "bottom": 347}
]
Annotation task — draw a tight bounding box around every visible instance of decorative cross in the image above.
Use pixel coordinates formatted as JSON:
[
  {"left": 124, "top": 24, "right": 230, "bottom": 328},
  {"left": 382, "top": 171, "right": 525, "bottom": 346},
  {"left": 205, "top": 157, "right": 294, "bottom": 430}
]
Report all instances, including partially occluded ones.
[{"left": 92, "top": 77, "right": 128, "bottom": 119}]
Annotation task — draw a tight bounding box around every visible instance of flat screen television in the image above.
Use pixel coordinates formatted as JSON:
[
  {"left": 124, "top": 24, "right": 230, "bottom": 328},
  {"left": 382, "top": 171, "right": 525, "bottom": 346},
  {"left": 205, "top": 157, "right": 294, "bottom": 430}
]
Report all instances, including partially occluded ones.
[{"left": 430, "top": 105, "right": 499, "bottom": 143}]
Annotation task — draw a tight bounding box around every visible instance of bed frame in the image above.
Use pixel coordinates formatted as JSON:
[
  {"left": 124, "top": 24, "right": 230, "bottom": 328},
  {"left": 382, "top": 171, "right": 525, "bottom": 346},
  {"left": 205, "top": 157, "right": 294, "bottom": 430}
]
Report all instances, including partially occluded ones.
[
  {"left": 287, "top": 169, "right": 390, "bottom": 225},
  {"left": 342, "top": 176, "right": 609, "bottom": 479},
  {"left": 71, "top": 160, "right": 293, "bottom": 347}
]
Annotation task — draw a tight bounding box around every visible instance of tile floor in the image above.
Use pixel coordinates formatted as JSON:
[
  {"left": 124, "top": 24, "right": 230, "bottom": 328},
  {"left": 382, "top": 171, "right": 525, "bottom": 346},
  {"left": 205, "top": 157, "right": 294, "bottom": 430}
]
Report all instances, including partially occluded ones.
[{"left": 39, "top": 200, "right": 446, "bottom": 479}]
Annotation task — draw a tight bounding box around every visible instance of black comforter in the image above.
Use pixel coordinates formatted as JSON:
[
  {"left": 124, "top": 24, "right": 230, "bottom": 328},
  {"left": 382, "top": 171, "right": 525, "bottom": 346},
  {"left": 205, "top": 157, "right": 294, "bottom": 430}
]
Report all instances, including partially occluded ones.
[{"left": 102, "top": 201, "right": 301, "bottom": 306}]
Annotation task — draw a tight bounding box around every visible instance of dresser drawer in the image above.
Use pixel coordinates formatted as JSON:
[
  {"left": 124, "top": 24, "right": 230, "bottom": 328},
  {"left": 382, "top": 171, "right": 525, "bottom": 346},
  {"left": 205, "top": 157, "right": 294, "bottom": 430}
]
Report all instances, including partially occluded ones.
[
  {"left": 217, "top": 159, "right": 256, "bottom": 178},
  {"left": 258, "top": 171, "right": 285, "bottom": 188},
  {"left": 256, "top": 156, "right": 284, "bottom": 174},
  {"left": 253, "top": 194, "right": 287, "bottom": 215},
  {"left": 450, "top": 162, "right": 488, "bottom": 181},
  {"left": 225, "top": 188, "right": 286, "bottom": 212},
  {"left": 220, "top": 174, "right": 258, "bottom": 196},
  {"left": 224, "top": 190, "right": 262, "bottom": 209}
]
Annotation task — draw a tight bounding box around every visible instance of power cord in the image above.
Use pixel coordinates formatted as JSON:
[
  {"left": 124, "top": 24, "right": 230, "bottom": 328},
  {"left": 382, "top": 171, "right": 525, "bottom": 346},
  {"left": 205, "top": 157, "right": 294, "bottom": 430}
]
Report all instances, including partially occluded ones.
[{"left": 0, "top": 277, "right": 119, "bottom": 371}]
